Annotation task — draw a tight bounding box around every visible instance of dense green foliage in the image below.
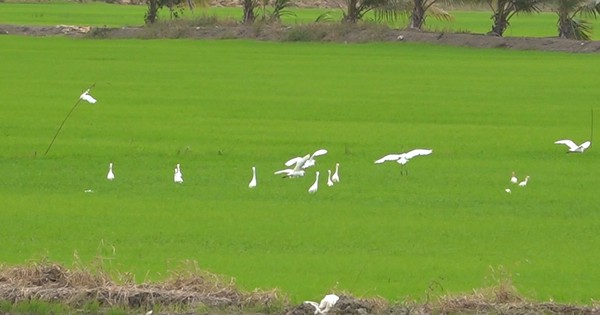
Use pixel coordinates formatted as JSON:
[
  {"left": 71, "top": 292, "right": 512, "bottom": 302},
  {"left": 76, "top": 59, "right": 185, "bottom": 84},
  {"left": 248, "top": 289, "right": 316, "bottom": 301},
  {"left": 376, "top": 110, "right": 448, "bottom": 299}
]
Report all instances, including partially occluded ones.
[{"left": 1, "top": 35, "right": 600, "bottom": 305}]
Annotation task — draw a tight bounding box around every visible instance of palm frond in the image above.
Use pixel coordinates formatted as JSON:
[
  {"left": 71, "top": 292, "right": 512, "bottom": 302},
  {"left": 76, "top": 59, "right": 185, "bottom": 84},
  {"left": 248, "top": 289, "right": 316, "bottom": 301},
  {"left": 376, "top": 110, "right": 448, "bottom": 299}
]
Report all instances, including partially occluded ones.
[{"left": 373, "top": 0, "right": 411, "bottom": 22}]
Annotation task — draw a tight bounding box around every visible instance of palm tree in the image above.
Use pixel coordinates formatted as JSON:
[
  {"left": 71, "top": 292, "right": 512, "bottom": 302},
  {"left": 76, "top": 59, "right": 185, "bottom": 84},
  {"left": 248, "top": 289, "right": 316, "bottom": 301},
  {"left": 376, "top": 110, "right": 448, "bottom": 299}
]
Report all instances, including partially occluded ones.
[
  {"left": 242, "top": 0, "right": 258, "bottom": 23},
  {"left": 484, "top": 0, "right": 542, "bottom": 36},
  {"left": 556, "top": 0, "right": 600, "bottom": 40},
  {"left": 344, "top": 0, "right": 451, "bottom": 30}
]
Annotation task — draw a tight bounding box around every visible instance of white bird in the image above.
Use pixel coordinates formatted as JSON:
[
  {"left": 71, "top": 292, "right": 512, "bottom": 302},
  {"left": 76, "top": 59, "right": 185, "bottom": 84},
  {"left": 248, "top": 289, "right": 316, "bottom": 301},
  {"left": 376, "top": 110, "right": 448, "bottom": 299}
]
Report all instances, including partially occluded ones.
[
  {"left": 510, "top": 171, "right": 518, "bottom": 184},
  {"left": 327, "top": 170, "right": 334, "bottom": 187},
  {"left": 505, "top": 188, "right": 511, "bottom": 194},
  {"left": 174, "top": 165, "right": 183, "bottom": 183},
  {"left": 304, "top": 294, "right": 340, "bottom": 315},
  {"left": 518, "top": 176, "right": 530, "bottom": 187},
  {"left": 275, "top": 154, "right": 309, "bottom": 178},
  {"left": 308, "top": 171, "right": 320, "bottom": 194},
  {"left": 106, "top": 162, "right": 115, "bottom": 180},
  {"left": 301, "top": 149, "right": 328, "bottom": 169},
  {"left": 331, "top": 163, "right": 340, "bottom": 183},
  {"left": 554, "top": 139, "right": 591, "bottom": 153},
  {"left": 249, "top": 166, "right": 257, "bottom": 188},
  {"left": 79, "top": 89, "right": 97, "bottom": 104},
  {"left": 145, "top": 311, "right": 153, "bottom": 315},
  {"left": 375, "top": 149, "right": 433, "bottom": 175}
]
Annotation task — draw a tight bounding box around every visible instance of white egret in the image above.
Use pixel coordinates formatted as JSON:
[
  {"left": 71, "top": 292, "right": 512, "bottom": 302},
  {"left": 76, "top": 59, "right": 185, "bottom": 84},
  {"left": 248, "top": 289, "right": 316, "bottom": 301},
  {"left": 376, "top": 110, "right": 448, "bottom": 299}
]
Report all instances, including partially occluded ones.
[
  {"left": 174, "top": 165, "right": 183, "bottom": 183},
  {"left": 375, "top": 149, "right": 433, "bottom": 175},
  {"left": 301, "top": 149, "right": 328, "bottom": 169},
  {"left": 84, "top": 189, "right": 94, "bottom": 193},
  {"left": 106, "top": 162, "right": 115, "bottom": 180},
  {"left": 510, "top": 171, "right": 517, "bottom": 184},
  {"left": 304, "top": 294, "right": 339, "bottom": 315},
  {"left": 331, "top": 163, "right": 340, "bottom": 183},
  {"left": 308, "top": 171, "right": 320, "bottom": 194},
  {"left": 505, "top": 188, "right": 511, "bottom": 194},
  {"left": 554, "top": 139, "right": 591, "bottom": 153},
  {"left": 327, "top": 170, "right": 334, "bottom": 187},
  {"left": 79, "top": 89, "right": 97, "bottom": 104},
  {"left": 275, "top": 154, "right": 309, "bottom": 178},
  {"left": 518, "top": 176, "right": 530, "bottom": 187},
  {"left": 249, "top": 166, "right": 257, "bottom": 188}
]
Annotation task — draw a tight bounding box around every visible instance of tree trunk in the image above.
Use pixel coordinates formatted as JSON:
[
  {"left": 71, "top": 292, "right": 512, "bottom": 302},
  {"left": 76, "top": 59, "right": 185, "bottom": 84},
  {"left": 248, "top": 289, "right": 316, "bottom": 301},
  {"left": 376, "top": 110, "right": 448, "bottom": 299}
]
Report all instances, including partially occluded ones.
[
  {"left": 489, "top": 12, "right": 508, "bottom": 36},
  {"left": 145, "top": 0, "right": 159, "bottom": 24},
  {"left": 410, "top": 0, "right": 425, "bottom": 29},
  {"left": 242, "top": 0, "right": 256, "bottom": 23},
  {"left": 343, "top": 0, "right": 360, "bottom": 23},
  {"left": 558, "top": 16, "right": 576, "bottom": 39}
]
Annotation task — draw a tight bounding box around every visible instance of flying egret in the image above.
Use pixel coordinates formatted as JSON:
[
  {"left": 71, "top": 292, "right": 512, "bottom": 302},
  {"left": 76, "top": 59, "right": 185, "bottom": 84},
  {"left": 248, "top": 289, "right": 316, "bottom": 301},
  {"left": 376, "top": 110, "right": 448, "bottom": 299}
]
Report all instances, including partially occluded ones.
[
  {"left": 275, "top": 154, "right": 309, "bottom": 178},
  {"left": 304, "top": 294, "right": 339, "bottom": 315},
  {"left": 510, "top": 171, "right": 518, "bottom": 184},
  {"left": 331, "top": 163, "right": 340, "bottom": 183},
  {"left": 308, "top": 171, "right": 320, "bottom": 194},
  {"left": 554, "top": 139, "right": 591, "bottom": 153},
  {"left": 301, "top": 149, "right": 328, "bottom": 169},
  {"left": 375, "top": 149, "right": 433, "bottom": 175},
  {"left": 106, "top": 162, "right": 115, "bottom": 180},
  {"left": 518, "top": 176, "right": 530, "bottom": 187},
  {"left": 327, "top": 170, "right": 334, "bottom": 187},
  {"left": 249, "top": 166, "right": 257, "bottom": 188},
  {"left": 79, "top": 89, "right": 97, "bottom": 104},
  {"left": 174, "top": 166, "right": 183, "bottom": 183}
]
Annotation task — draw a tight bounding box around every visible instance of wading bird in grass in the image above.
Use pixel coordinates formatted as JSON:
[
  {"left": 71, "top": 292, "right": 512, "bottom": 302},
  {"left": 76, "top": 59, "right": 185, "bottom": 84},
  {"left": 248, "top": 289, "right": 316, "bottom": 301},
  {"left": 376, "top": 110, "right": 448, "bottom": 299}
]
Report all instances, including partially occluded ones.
[
  {"left": 505, "top": 188, "right": 511, "bottom": 193},
  {"left": 304, "top": 294, "right": 339, "bottom": 315},
  {"left": 518, "top": 176, "right": 530, "bottom": 187},
  {"left": 308, "top": 171, "right": 320, "bottom": 194},
  {"left": 510, "top": 171, "right": 518, "bottom": 184},
  {"left": 554, "top": 139, "right": 591, "bottom": 153},
  {"left": 107, "top": 162, "right": 115, "bottom": 180},
  {"left": 275, "top": 154, "right": 309, "bottom": 178},
  {"left": 79, "top": 89, "right": 97, "bottom": 104},
  {"left": 331, "top": 163, "right": 340, "bottom": 183},
  {"left": 174, "top": 164, "right": 183, "bottom": 183},
  {"left": 249, "top": 166, "right": 257, "bottom": 188},
  {"left": 327, "top": 170, "right": 334, "bottom": 187},
  {"left": 375, "top": 149, "right": 433, "bottom": 175}
]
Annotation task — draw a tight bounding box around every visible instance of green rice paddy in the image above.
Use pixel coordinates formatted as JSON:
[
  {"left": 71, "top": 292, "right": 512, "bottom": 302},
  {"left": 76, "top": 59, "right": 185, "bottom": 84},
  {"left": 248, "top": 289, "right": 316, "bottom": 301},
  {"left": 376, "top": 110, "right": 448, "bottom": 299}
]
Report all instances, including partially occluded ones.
[{"left": 1, "top": 2, "right": 600, "bottom": 305}]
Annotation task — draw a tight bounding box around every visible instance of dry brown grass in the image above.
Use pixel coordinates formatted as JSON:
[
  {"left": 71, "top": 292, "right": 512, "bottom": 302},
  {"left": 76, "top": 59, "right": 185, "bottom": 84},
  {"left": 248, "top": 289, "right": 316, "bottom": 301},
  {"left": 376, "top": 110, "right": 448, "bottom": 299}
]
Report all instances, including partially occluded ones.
[
  {"left": 0, "top": 258, "right": 286, "bottom": 312},
  {"left": 1, "top": 259, "right": 600, "bottom": 314}
]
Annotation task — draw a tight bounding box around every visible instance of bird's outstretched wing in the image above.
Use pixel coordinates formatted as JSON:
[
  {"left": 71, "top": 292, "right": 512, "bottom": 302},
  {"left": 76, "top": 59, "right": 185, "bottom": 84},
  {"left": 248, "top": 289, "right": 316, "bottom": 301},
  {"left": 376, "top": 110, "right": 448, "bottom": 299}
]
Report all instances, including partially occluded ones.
[
  {"left": 581, "top": 141, "right": 591, "bottom": 150},
  {"left": 554, "top": 139, "right": 578, "bottom": 150},
  {"left": 404, "top": 149, "right": 433, "bottom": 159},
  {"left": 311, "top": 149, "right": 328, "bottom": 158},
  {"left": 374, "top": 154, "right": 403, "bottom": 164}
]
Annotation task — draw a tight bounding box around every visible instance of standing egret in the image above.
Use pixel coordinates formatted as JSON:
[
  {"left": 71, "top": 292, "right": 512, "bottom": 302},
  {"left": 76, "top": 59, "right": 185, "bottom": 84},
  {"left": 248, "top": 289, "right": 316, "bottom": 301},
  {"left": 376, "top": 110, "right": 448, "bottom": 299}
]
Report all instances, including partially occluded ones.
[
  {"left": 518, "top": 176, "right": 530, "bottom": 187},
  {"left": 249, "top": 166, "right": 257, "bottom": 188},
  {"left": 79, "top": 89, "right": 97, "bottom": 104},
  {"left": 554, "top": 139, "right": 591, "bottom": 153},
  {"left": 174, "top": 165, "right": 183, "bottom": 183},
  {"left": 327, "top": 170, "right": 334, "bottom": 187},
  {"left": 304, "top": 294, "right": 339, "bottom": 315},
  {"left": 308, "top": 171, "right": 320, "bottom": 194},
  {"left": 275, "top": 154, "right": 309, "bottom": 178},
  {"left": 331, "top": 163, "right": 340, "bottom": 183},
  {"left": 106, "top": 162, "right": 115, "bottom": 180},
  {"left": 505, "top": 188, "right": 511, "bottom": 193},
  {"left": 510, "top": 171, "right": 518, "bottom": 184},
  {"left": 375, "top": 149, "right": 433, "bottom": 175}
]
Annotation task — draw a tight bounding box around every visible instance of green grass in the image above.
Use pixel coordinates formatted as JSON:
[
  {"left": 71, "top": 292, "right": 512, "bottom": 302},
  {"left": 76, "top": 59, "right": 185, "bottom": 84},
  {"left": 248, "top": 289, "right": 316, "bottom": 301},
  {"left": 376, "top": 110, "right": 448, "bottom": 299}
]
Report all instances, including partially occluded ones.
[
  {"left": 1, "top": 36, "right": 600, "bottom": 305},
  {"left": 3, "top": 2, "right": 600, "bottom": 39}
]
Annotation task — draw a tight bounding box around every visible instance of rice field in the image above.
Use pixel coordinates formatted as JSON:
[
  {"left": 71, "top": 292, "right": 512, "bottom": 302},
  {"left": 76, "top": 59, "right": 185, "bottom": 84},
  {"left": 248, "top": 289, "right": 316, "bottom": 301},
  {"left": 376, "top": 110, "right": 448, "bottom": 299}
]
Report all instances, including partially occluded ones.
[{"left": 1, "top": 2, "right": 600, "bottom": 305}]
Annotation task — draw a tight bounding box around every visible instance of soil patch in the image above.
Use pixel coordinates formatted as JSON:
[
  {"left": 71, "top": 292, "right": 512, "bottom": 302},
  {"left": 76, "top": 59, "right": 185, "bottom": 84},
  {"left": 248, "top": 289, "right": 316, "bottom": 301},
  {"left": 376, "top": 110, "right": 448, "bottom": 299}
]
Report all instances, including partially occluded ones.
[{"left": 2, "top": 23, "right": 600, "bottom": 53}]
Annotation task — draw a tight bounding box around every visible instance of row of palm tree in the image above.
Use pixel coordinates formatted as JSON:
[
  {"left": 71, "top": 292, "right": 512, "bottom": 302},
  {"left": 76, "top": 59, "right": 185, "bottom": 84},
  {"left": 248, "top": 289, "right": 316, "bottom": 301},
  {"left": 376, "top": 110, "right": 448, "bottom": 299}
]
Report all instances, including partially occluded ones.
[
  {"left": 242, "top": 0, "right": 600, "bottom": 40},
  {"left": 144, "top": 0, "right": 600, "bottom": 40}
]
